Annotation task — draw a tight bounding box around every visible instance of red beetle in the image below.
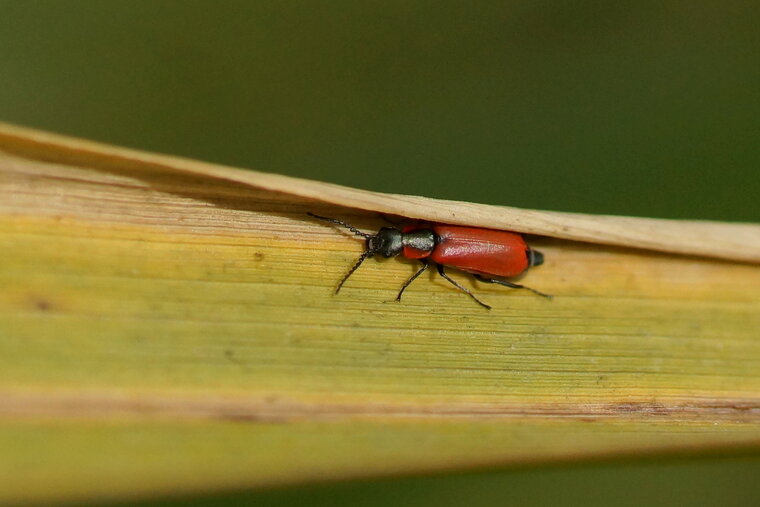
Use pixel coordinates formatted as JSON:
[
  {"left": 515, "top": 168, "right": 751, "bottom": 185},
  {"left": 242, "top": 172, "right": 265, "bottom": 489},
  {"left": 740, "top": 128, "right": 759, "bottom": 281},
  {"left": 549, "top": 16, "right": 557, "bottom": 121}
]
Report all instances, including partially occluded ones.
[{"left": 308, "top": 213, "right": 550, "bottom": 309}]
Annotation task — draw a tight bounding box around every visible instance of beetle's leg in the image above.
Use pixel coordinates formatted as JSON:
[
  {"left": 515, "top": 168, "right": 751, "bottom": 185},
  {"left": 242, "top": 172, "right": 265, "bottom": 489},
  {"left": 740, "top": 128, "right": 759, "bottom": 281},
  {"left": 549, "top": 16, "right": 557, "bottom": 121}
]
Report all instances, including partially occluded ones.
[
  {"left": 436, "top": 265, "right": 491, "bottom": 310},
  {"left": 396, "top": 260, "right": 428, "bottom": 301},
  {"left": 474, "top": 275, "right": 552, "bottom": 299},
  {"left": 336, "top": 251, "right": 370, "bottom": 294}
]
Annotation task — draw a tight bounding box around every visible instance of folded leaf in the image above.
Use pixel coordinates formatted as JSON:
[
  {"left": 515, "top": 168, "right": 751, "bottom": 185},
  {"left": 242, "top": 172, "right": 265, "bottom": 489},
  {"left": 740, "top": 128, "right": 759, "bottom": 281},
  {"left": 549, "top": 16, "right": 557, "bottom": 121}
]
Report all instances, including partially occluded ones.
[{"left": 1, "top": 123, "right": 758, "bottom": 505}]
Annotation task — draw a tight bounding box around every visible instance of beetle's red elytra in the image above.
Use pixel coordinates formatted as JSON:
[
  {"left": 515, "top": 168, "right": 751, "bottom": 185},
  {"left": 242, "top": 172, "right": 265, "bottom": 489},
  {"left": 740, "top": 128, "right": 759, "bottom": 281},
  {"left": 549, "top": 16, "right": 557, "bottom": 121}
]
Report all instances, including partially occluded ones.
[{"left": 308, "top": 213, "right": 551, "bottom": 309}]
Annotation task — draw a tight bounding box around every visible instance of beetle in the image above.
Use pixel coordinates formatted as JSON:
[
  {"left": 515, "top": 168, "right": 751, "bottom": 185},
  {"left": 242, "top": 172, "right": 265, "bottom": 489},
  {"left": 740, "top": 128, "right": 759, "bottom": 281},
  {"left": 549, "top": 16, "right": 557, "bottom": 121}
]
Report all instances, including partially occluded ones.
[{"left": 308, "top": 212, "right": 551, "bottom": 309}]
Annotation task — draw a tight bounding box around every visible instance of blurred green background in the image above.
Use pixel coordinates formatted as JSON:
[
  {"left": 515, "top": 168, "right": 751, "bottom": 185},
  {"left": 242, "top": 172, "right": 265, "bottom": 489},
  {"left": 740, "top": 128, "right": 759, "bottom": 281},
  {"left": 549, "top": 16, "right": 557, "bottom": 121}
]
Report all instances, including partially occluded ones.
[{"left": 1, "top": 1, "right": 758, "bottom": 505}]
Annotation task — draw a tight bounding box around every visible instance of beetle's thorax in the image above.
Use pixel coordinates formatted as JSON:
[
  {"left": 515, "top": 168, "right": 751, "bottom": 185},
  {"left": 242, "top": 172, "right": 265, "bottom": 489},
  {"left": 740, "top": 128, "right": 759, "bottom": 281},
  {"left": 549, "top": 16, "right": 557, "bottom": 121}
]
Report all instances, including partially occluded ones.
[{"left": 402, "top": 228, "right": 436, "bottom": 254}]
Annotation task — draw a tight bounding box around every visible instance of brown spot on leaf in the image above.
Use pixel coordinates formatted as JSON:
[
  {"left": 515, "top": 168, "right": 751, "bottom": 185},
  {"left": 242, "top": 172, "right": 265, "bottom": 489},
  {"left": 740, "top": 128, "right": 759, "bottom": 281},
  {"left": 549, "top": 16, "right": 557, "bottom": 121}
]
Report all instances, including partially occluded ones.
[{"left": 35, "top": 299, "right": 51, "bottom": 312}]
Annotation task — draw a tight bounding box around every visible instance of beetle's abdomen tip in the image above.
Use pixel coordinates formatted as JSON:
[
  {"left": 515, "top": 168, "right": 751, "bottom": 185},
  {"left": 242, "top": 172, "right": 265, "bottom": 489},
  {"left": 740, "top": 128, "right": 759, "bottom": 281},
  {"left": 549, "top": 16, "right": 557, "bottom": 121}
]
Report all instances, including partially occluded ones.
[{"left": 529, "top": 249, "right": 544, "bottom": 267}]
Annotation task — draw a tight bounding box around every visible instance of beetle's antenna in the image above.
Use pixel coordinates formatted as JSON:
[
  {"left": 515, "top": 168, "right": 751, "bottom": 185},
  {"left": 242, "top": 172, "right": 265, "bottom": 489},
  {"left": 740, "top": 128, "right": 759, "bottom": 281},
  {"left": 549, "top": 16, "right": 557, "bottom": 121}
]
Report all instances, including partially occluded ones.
[
  {"left": 307, "top": 212, "right": 372, "bottom": 239},
  {"left": 336, "top": 251, "right": 370, "bottom": 293}
]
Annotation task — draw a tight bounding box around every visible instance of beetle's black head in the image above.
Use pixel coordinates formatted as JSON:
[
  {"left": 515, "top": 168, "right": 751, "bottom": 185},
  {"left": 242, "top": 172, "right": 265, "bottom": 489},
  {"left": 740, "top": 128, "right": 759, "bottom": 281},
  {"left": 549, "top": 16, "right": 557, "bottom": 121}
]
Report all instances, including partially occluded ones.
[{"left": 367, "top": 227, "right": 403, "bottom": 257}]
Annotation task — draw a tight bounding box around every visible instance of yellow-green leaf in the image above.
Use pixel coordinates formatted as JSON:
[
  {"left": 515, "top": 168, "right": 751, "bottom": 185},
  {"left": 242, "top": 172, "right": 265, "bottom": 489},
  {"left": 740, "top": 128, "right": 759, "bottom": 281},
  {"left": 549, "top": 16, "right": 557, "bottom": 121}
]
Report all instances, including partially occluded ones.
[{"left": 0, "top": 123, "right": 759, "bottom": 505}]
